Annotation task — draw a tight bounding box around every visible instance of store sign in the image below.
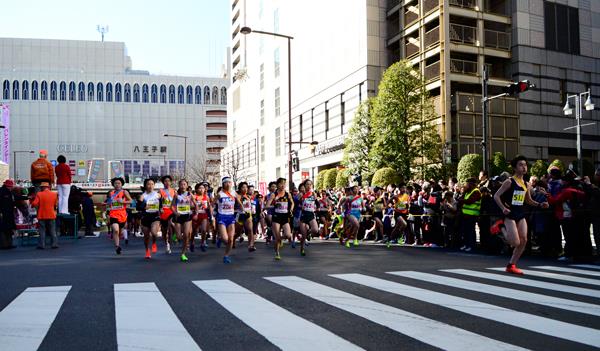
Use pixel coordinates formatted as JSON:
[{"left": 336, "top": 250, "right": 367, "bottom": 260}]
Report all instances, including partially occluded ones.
[
  {"left": 57, "top": 144, "right": 88, "bottom": 153},
  {"left": 133, "top": 145, "right": 167, "bottom": 153},
  {"left": 1, "top": 104, "right": 10, "bottom": 164},
  {"left": 315, "top": 135, "right": 345, "bottom": 155}
]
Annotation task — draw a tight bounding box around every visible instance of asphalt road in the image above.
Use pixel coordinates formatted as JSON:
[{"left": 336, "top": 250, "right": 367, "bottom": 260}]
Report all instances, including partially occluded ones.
[{"left": 1, "top": 235, "right": 599, "bottom": 351}]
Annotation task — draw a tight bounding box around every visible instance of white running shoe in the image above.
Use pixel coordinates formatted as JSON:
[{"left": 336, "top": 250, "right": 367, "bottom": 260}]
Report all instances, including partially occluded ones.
[{"left": 166, "top": 242, "right": 172, "bottom": 254}]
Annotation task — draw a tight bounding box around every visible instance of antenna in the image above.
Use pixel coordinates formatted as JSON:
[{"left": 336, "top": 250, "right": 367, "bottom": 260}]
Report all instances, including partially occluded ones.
[{"left": 96, "top": 25, "right": 109, "bottom": 42}]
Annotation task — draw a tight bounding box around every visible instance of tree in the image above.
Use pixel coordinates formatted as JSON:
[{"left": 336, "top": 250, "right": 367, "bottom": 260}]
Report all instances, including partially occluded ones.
[
  {"left": 490, "top": 152, "right": 510, "bottom": 176},
  {"left": 457, "top": 154, "right": 483, "bottom": 184},
  {"left": 371, "top": 167, "right": 400, "bottom": 187},
  {"left": 315, "top": 170, "right": 327, "bottom": 191},
  {"left": 324, "top": 168, "right": 338, "bottom": 189},
  {"left": 335, "top": 168, "right": 350, "bottom": 188},
  {"left": 530, "top": 160, "right": 548, "bottom": 178},
  {"left": 369, "top": 60, "right": 442, "bottom": 180},
  {"left": 187, "top": 155, "right": 220, "bottom": 186},
  {"left": 342, "top": 99, "right": 374, "bottom": 181},
  {"left": 220, "top": 150, "right": 246, "bottom": 185}
]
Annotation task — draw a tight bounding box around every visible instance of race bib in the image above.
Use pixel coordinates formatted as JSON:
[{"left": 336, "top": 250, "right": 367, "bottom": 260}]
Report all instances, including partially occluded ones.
[
  {"left": 162, "top": 199, "right": 172, "bottom": 208},
  {"left": 111, "top": 201, "right": 123, "bottom": 210},
  {"left": 146, "top": 201, "right": 159, "bottom": 213},
  {"left": 243, "top": 201, "right": 252, "bottom": 213},
  {"left": 275, "top": 201, "right": 288, "bottom": 214},
  {"left": 303, "top": 200, "right": 316, "bottom": 212},
  {"left": 251, "top": 203, "right": 257, "bottom": 214},
  {"left": 220, "top": 200, "right": 235, "bottom": 215},
  {"left": 177, "top": 205, "right": 191, "bottom": 214},
  {"left": 511, "top": 190, "right": 525, "bottom": 206}
]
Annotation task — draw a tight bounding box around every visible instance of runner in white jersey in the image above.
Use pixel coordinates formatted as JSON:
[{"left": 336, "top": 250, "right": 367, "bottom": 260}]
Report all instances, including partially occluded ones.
[
  {"left": 215, "top": 177, "right": 243, "bottom": 263},
  {"left": 171, "top": 179, "right": 197, "bottom": 262},
  {"left": 139, "top": 178, "right": 162, "bottom": 259}
]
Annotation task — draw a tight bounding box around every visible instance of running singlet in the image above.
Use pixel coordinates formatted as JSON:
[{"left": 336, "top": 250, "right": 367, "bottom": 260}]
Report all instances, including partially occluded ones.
[
  {"left": 250, "top": 196, "right": 258, "bottom": 215},
  {"left": 175, "top": 193, "right": 192, "bottom": 215},
  {"left": 274, "top": 192, "right": 291, "bottom": 214},
  {"left": 218, "top": 191, "right": 237, "bottom": 216},
  {"left": 108, "top": 190, "right": 127, "bottom": 222},
  {"left": 373, "top": 197, "right": 384, "bottom": 213},
  {"left": 503, "top": 177, "right": 527, "bottom": 221},
  {"left": 195, "top": 194, "right": 209, "bottom": 214},
  {"left": 349, "top": 196, "right": 363, "bottom": 218},
  {"left": 142, "top": 191, "right": 160, "bottom": 213},
  {"left": 395, "top": 194, "right": 410, "bottom": 215},
  {"left": 240, "top": 195, "right": 252, "bottom": 214},
  {"left": 160, "top": 188, "right": 176, "bottom": 220},
  {"left": 301, "top": 192, "right": 317, "bottom": 213}
]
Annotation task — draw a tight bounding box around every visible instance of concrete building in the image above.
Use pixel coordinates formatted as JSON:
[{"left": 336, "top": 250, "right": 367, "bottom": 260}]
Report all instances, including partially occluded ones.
[{"left": 0, "top": 37, "right": 228, "bottom": 182}]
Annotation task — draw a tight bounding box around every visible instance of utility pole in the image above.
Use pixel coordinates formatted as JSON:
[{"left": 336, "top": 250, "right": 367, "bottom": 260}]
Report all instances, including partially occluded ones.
[
  {"left": 96, "top": 25, "right": 109, "bottom": 42},
  {"left": 481, "top": 65, "right": 489, "bottom": 173}
]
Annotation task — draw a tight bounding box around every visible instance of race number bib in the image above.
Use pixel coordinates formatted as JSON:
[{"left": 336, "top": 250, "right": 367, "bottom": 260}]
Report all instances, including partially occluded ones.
[
  {"left": 111, "top": 201, "right": 124, "bottom": 210},
  {"left": 162, "top": 199, "right": 172, "bottom": 208},
  {"left": 511, "top": 190, "right": 525, "bottom": 206},
  {"left": 177, "top": 205, "right": 191, "bottom": 214},
  {"left": 146, "top": 201, "right": 159, "bottom": 213},
  {"left": 275, "top": 201, "right": 289, "bottom": 214},
  {"left": 303, "top": 200, "right": 316, "bottom": 212}
]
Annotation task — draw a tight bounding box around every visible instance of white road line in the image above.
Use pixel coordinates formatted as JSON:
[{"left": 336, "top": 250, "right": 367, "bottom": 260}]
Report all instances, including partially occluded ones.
[
  {"left": 193, "top": 279, "right": 361, "bottom": 351},
  {"left": 266, "top": 275, "right": 526, "bottom": 351},
  {"left": 488, "top": 267, "right": 600, "bottom": 286},
  {"left": 530, "top": 266, "right": 600, "bottom": 277},
  {"left": 114, "top": 282, "right": 201, "bottom": 351},
  {"left": 390, "top": 271, "right": 600, "bottom": 317},
  {"left": 332, "top": 273, "right": 600, "bottom": 348},
  {"left": 0, "top": 286, "right": 71, "bottom": 351},
  {"left": 572, "top": 264, "right": 600, "bottom": 271},
  {"left": 442, "top": 269, "right": 600, "bottom": 299}
]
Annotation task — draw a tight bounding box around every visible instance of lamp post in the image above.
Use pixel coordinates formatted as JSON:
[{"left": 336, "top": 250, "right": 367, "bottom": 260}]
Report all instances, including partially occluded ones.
[
  {"left": 563, "top": 90, "right": 595, "bottom": 175},
  {"left": 13, "top": 150, "right": 34, "bottom": 181},
  {"left": 163, "top": 134, "right": 188, "bottom": 178},
  {"left": 241, "top": 26, "right": 295, "bottom": 189}
]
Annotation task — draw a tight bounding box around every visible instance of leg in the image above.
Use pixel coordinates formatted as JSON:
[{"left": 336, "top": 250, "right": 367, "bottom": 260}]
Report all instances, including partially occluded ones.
[
  {"left": 38, "top": 220, "right": 47, "bottom": 248},
  {"left": 112, "top": 223, "right": 121, "bottom": 248},
  {"left": 245, "top": 218, "right": 255, "bottom": 248},
  {"left": 143, "top": 225, "right": 151, "bottom": 250},
  {"left": 181, "top": 221, "right": 192, "bottom": 256},
  {"left": 49, "top": 220, "right": 58, "bottom": 248},
  {"left": 509, "top": 219, "right": 528, "bottom": 265},
  {"left": 224, "top": 223, "right": 235, "bottom": 257},
  {"left": 272, "top": 222, "right": 282, "bottom": 256}
]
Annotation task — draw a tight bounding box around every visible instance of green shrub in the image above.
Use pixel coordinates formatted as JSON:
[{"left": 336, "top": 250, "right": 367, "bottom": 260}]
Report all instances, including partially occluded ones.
[
  {"left": 324, "top": 168, "right": 338, "bottom": 189},
  {"left": 547, "top": 159, "right": 565, "bottom": 173},
  {"left": 371, "top": 167, "right": 400, "bottom": 187},
  {"left": 315, "top": 170, "right": 327, "bottom": 191},
  {"left": 490, "top": 152, "right": 510, "bottom": 176},
  {"left": 457, "top": 154, "right": 483, "bottom": 184},
  {"left": 529, "top": 160, "right": 548, "bottom": 178},
  {"left": 335, "top": 168, "right": 350, "bottom": 188}
]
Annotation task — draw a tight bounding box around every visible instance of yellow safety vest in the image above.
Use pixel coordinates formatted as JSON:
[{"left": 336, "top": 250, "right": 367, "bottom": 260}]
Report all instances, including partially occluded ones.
[{"left": 462, "top": 188, "right": 481, "bottom": 216}]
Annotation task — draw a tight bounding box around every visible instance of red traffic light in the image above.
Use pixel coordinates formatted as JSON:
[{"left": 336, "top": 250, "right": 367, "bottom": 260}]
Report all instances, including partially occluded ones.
[{"left": 503, "top": 80, "right": 534, "bottom": 95}]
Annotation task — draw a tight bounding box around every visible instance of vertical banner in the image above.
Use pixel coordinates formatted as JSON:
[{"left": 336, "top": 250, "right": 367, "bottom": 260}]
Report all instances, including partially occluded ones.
[
  {"left": 258, "top": 181, "right": 267, "bottom": 196},
  {"left": 1, "top": 104, "right": 9, "bottom": 165}
]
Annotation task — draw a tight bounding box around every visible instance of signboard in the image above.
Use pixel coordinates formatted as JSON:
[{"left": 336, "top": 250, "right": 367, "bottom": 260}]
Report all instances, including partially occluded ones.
[
  {"left": 315, "top": 135, "right": 345, "bottom": 155},
  {"left": 258, "top": 181, "right": 267, "bottom": 196},
  {"left": 109, "top": 160, "right": 124, "bottom": 179},
  {"left": 1, "top": 104, "right": 9, "bottom": 164},
  {"left": 88, "top": 158, "right": 104, "bottom": 182},
  {"left": 57, "top": 144, "right": 88, "bottom": 154},
  {"left": 301, "top": 171, "right": 310, "bottom": 180}
]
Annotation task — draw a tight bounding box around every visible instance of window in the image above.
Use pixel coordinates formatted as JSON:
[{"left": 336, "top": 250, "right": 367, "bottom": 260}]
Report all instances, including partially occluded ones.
[
  {"left": 544, "top": 2, "right": 580, "bottom": 54},
  {"left": 325, "top": 102, "right": 329, "bottom": 133},
  {"left": 133, "top": 84, "right": 140, "bottom": 102},
  {"left": 68, "top": 81, "right": 76, "bottom": 101},
  {"left": 50, "top": 81, "right": 57, "bottom": 100},
  {"left": 59, "top": 81, "right": 67, "bottom": 101},
  {"left": 2, "top": 80, "right": 8, "bottom": 99},
  {"left": 32, "top": 81, "right": 38, "bottom": 100},
  {"left": 186, "top": 86, "right": 193, "bottom": 104},
  {"left": 260, "top": 99, "right": 265, "bottom": 125},
  {"left": 169, "top": 85, "right": 176, "bottom": 103},
  {"left": 124, "top": 83, "right": 131, "bottom": 102},
  {"left": 260, "top": 64, "right": 264, "bottom": 89},
  {"left": 195, "top": 86, "right": 202, "bottom": 104},
  {"left": 204, "top": 86, "right": 211, "bottom": 103},
  {"left": 221, "top": 87, "right": 227, "bottom": 105},
  {"left": 260, "top": 136, "right": 265, "bottom": 161},
  {"left": 160, "top": 84, "right": 167, "bottom": 103},
  {"left": 233, "top": 120, "right": 237, "bottom": 140},
  {"left": 275, "top": 88, "right": 280, "bottom": 117},
  {"left": 178, "top": 85, "right": 185, "bottom": 104},
  {"left": 275, "top": 127, "right": 281, "bottom": 156},
  {"left": 12, "top": 80, "right": 19, "bottom": 100},
  {"left": 106, "top": 82, "right": 113, "bottom": 102},
  {"left": 78, "top": 82, "right": 85, "bottom": 101},
  {"left": 299, "top": 114, "right": 303, "bottom": 142},
  {"left": 115, "top": 83, "right": 122, "bottom": 102},
  {"left": 274, "top": 48, "right": 280, "bottom": 77},
  {"left": 340, "top": 94, "right": 345, "bottom": 127},
  {"left": 142, "top": 84, "right": 149, "bottom": 103},
  {"left": 22, "top": 80, "right": 29, "bottom": 100},
  {"left": 274, "top": 8, "right": 279, "bottom": 32},
  {"left": 212, "top": 86, "right": 219, "bottom": 105},
  {"left": 276, "top": 167, "right": 281, "bottom": 179},
  {"left": 96, "top": 82, "right": 103, "bottom": 102},
  {"left": 151, "top": 84, "right": 158, "bottom": 103}
]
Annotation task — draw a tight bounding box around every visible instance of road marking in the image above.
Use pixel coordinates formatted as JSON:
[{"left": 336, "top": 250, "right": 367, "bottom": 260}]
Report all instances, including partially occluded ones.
[
  {"left": 114, "top": 282, "right": 201, "bottom": 351},
  {"left": 390, "top": 271, "right": 600, "bottom": 317},
  {"left": 530, "top": 266, "right": 600, "bottom": 277},
  {"left": 193, "top": 279, "right": 361, "bottom": 351},
  {"left": 442, "top": 269, "right": 600, "bottom": 299},
  {"left": 572, "top": 264, "right": 600, "bottom": 270},
  {"left": 488, "top": 267, "right": 600, "bottom": 286},
  {"left": 0, "top": 286, "right": 71, "bottom": 351},
  {"left": 266, "top": 275, "right": 526, "bottom": 351},
  {"left": 332, "top": 273, "right": 600, "bottom": 348}
]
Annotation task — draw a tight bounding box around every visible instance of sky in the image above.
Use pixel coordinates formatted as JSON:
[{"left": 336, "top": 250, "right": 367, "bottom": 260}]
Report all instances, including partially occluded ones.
[{"left": 0, "top": 0, "right": 230, "bottom": 77}]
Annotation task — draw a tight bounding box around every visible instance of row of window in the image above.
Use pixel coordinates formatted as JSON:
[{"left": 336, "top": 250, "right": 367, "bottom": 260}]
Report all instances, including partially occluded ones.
[{"left": 2, "top": 80, "right": 227, "bottom": 105}]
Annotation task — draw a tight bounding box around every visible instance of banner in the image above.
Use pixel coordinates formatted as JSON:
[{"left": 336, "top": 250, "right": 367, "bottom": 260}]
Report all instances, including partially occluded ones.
[
  {"left": 1, "top": 104, "right": 9, "bottom": 164},
  {"left": 258, "top": 181, "right": 267, "bottom": 196}
]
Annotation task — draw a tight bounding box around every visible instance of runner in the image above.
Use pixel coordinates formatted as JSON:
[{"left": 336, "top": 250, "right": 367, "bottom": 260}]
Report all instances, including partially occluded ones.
[
  {"left": 159, "top": 175, "right": 176, "bottom": 254},
  {"left": 139, "top": 178, "right": 161, "bottom": 259},
  {"left": 235, "top": 182, "right": 256, "bottom": 252},
  {"left": 390, "top": 186, "right": 409, "bottom": 247},
  {"left": 171, "top": 179, "right": 197, "bottom": 262},
  {"left": 493, "top": 155, "right": 548, "bottom": 275},
  {"left": 215, "top": 177, "right": 241, "bottom": 263},
  {"left": 127, "top": 195, "right": 140, "bottom": 241},
  {"left": 264, "top": 181, "right": 277, "bottom": 245},
  {"left": 265, "top": 178, "right": 294, "bottom": 260},
  {"left": 298, "top": 179, "right": 319, "bottom": 256},
  {"left": 317, "top": 190, "right": 332, "bottom": 239},
  {"left": 340, "top": 186, "right": 364, "bottom": 248},
  {"left": 365, "top": 187, "right": 386, "bottom": 242},
  {"left": 192, "top": 182, "right": 212, "bottom": 252},
  {"left": 106, "top": 177, "right": 132, "bottom": 255},
  {"left": 248, "top": 185, "right": 263, "bottom": 241},
  {"left": 291, "top": 186, "right": 303, "bottom": 248}
]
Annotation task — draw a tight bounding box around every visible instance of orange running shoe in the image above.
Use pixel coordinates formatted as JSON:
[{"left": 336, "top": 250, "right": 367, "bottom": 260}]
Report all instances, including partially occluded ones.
[
  {"left": 506, "top": 264, "right": 523, "bottom": 275},
  {"left": 151, "top": 243, "right": 157, "bottom": 254},
  {"left": 145, "top": 249, "right": 151, "bottom": 259}
]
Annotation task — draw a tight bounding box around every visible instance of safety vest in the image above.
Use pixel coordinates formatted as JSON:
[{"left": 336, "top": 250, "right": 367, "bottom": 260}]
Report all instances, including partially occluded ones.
[{"left": 462, "top": 188, "right": 481, "bottom": 216}]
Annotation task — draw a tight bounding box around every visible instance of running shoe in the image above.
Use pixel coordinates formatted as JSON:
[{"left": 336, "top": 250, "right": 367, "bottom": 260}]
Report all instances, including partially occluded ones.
[
  {"left": 353, "top": 239, "right": 359, "bottom": 247},
  {"left": 216, "top": 238, "right": 222, "bottom": 248},
  {"left": 145, "top": 249, "right": 151, "bottom": 259},
  {"left": 151, "top": 243, "right": 157, "bottom": 254},
  {"left": 166, "top": 242, "right": 172, "bottom": 254},
  {"left": 345, "top": 240, "right": 351, "bottom": 248},
  {"left": 116, "top": 246, "right": 122, "bottom": 255},
  {"left": 386, "top": 241, "right": 391, "bottom": 249},
  {"left": 300, "top": 248, "right": 306, "bottom": 256},
  {"left": 171, "top": 234, "right": 177, "bottom": 242},
  {"left": 279, "top": 241, "right": 284, "bottom": 249},
  {"left": 223, "top": 256, "right": 232, "bottom": 264},
  {"left": 180, "top": 254, "right": 188, "bottom": 262},
  {"left": 464, "top": 246, "right": 472, "bottom": 252},
  {"left": 505, "top": 264, "right": 523, "bottom": 275},
  {"left": 274, "top": 253, "right": 281, "bottom": 260},
  {"left": 238, "top": 236, "right": 244, "bottom": 243},
  {"left": 200, "top": 243, "right": 208, "bottom": 252},
  {"left": 490, "top": 219, "right": 505, "bottom": 236},
  {"left": 291, "top": 240, "right": 296, "bottom": 249},
  {"left": 248, "top": 246, "right": 257, "bottom": 252}
]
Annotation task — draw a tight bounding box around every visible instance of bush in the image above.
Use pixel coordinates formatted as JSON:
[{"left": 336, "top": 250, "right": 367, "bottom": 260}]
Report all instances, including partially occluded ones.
[
  {"left": 371, "top": 167, "right": 400, "bottom": 187},
  {"left": 490, "top": 152, "right": 510, "bottom": 176},
  {"left": 315, "top": 170, "right": 327, "bottom": 191},
  {"left": 324, "top": 168, "right": 338, "bottom": 189},
  {"left": 529, "top": 160, "right": 548, "bottom": 178},
  {"left": 335, "top": 168, "right": 350, "bottom": 188},
  {"left": 457, "top": 154, "right": 483, "bottom": 184}
]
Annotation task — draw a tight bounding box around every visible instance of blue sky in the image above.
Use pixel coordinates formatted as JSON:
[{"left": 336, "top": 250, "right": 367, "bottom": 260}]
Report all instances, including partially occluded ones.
[{"left": 0, "top": 0, "right": 230, "bottom": 77}]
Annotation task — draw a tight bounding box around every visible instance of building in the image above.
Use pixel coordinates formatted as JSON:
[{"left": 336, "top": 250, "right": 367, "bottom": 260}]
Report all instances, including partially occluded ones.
[{"left": 0, "top": 37, "right": 228, "bottom": 182}]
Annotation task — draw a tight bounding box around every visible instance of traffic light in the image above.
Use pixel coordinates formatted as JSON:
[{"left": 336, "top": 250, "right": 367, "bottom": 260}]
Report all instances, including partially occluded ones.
[
  {"left": 292, "top": 156, "right": 300, "bottom": 172},
  {"left": 503, "top": 80, "right": 534, "bottom": 95}
]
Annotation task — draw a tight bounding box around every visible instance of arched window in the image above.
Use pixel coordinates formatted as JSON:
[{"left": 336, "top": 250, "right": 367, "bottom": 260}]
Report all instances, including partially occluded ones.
[
  {"left": 106, "top": 82, "right": 113, "bottom": 102},
  {"left": 160, "top": 84, "right": 167, "bottom": 103},
  {"left": 115, "top": 83, "right": 122, "bottom": 102},
  {"left": 2, "top": 80, "right": 9, "bottom": 100},
  {"left": 221, "top": 87, "right": 227, "bottom": 105},
  {"left": 12, "top": 80, "right": 19, "bottom": 100},
  {"left": 212, "top": 86, "right": 219, "bottom": 105},
  {"left": 177, "top": 85, "right": 184, "bottom": 104},
  {"left": 151, "top": 84, "right": 158, "bottom": 103},
  {"left": 194, "top": 86, "right": 202, "bottom": 104},
  {"left": 41, "top": 81, "right": 48, "bottom": 100},
  {"left": 87, "top": 82, "right": 94, "bottom": 101},
  {"left": 31, "top": 81, "right": 39, "bottom": 100},
  {"left": 142, "top": 84, "right": 149, "bottom": 103},
  {"left": 204, "top": 86, "right": 211, "bottom": 104},
  {"left": 133, "top": 84, "right": 140, "bottom": 103},
  {"left": 78, "top": 82, "right": 85, "bottom": 101},
  {"left": 69, "top": 81, "right": 76, "bottom": 101},
  {"left": 50, "top": 81, "right": 57, "bottom": 100},
  {"left": 169, "top": 85, "right": 175, "bottom": 103},
  {"left": 96, "top": 82, "right": 104, "bottom": 102},
  {"left": 22, "top": 80, "right": 29, "bottom": 100},
  {"left": 185, "top": 85, "right": 193, "bottom": 104},
  {"left": 59, "top": 81, "right": 67, "bottom": 101},
  {"left": 124, "top": 83, "right": 131, "bottom": 102}
]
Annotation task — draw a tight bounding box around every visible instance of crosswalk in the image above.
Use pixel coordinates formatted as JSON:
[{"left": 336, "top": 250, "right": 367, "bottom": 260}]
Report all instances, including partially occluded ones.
[{"left": 1, "top": 264, "right": 600, "bottom": 350}]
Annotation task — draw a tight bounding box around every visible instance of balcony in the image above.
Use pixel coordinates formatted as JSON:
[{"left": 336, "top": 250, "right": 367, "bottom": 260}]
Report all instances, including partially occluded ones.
[
  {"left": 424, "top": 26, "right": 439, "bottom": 48},
  {"left": 387, "top": 0, "right": 401, "bottom": 12},
  {"left": 450, "top": 59, "right": 478, "bottom": 75},
  {"left": 406, "top": 40, "right": 420, "bottom": 58},
  {"left": 423, "top": 0, "right": 439, "bottom": 14},
  {"left": 424, "top": 61, "right": 440, "bottom": 81},
  {"left": 485, "top": 29, "right": 511, "bottom": 50},
  {"left": 405, "top": 7, "right": 419, "bottom": 26},
  {"left": 449, "top": 0, "right": 476, "bottom": 10},
  {"left": 450, "top": 23, "right": 476, "bottom": 45}
]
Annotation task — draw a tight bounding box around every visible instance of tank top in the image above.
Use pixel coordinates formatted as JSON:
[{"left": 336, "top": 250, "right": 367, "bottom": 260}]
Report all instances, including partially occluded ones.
[
  {"left": 505, "top": 177, "right": 527, "bottom": 209},
  {"left": 195, "top": 194, "right": 209, "bottom": 214},
  {"left": 240, "top": 195, "right": 252, "bottom": 214},
  {"left": 373, "top": 197, "right": 384, "bottom": 213},
  {"left": 301, "top": 192, "right": 317, "bottom": 213},
  {"left": 349, "top": 196, "right": 363, "bottom": 216},
  {"left": 218, "top": 190, "right": 236, "bottom": 216},
  {"left": 160, "top": 188, "right": 175, "bottom": 210},
  {"left": 108, "top": 189, "right": 127, "bottom": 221},
  {"left": 142, "top": 191, "right": 160, "bottom": 214},
  {"left": 274, "top": 191, "right": 291, "bottom": 214},
  {"left": 175, "top": 192, "right": 192, "bottom": 215}
]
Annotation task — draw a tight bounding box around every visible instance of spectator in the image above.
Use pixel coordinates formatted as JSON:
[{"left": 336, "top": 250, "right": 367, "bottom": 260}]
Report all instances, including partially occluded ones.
[
  {"left": 0, "top": 179, "right": 18, "bottom": 249},
  {"left": 55, "top": 155, "right": 72, "bottom": 214},
  {"left": 31, "top": 182, "right": 58, "bottom": 249},
  {"left": 478, "top": 170, "right": 490, "bottom": 189},
  {"left": 82, "top": 191, "right": 96, "bottom": 237},
  {"left": 587, "top": 168, "right": 600, "bottom": 256},
  {"left": 30, "top": 149, "right": 54, "bottom": 188},
  {"left": 458, "top": 178, "right": 481, "bottom": 252}
]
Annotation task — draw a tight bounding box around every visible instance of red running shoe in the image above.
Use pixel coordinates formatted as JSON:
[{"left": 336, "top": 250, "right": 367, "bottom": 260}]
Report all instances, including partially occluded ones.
[
  {"left": 490, "top": 219, "right": 505, "bottom": 236},
  {"left": 145, "top": 249, "right": 151, "bottom": 259},
  {"left": 506, "top": 264, "right": 523, "bottom": 275},
  {"left": 151, "top": 243, "right": 157, "bottom": 254}
]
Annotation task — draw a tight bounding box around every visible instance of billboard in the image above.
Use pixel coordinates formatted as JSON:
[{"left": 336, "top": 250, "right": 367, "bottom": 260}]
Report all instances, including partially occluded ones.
[{"left": 1, "top": 104, "right": 9, "bottom": 164}]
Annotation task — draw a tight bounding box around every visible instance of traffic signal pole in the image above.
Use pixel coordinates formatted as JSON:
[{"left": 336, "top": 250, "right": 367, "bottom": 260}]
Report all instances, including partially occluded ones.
[{"left": 482, "top": 66, "right": 489, "bottom": 174}]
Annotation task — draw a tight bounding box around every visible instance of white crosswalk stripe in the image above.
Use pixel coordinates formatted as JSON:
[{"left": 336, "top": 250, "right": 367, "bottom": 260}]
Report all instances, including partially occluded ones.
[
  {"left": 332, "top": 273, "right": 600, "bottom": 348},
  {"left": 442, "top": 269, "right": 600, "bottom": 298},
  {"left": 0, "top": 286, "right": 71, "bottom": 351},
  {"left": 488, "top": 267, "right": 600, "bottom": 286},
  {"left": 391, "top": 271, "right": 600, "bottom": 317},
  {"left": 571, "top": 264, "right": 600, "bottom": 270},
  {"left": 114, "top": 282, "right": 201, "bottom": 351},
  {"left": 193, "top": 279, "right": 361, "bottom": 351},
  {"left": 531, "top": 265, "right": 600, "bottom": 277},
  {"left": 265, "top": 275, "right": 526, "bottom": 351}
]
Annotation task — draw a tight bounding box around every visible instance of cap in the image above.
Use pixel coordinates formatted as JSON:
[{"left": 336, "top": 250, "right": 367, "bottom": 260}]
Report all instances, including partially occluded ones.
[
  {"left": 39, "top": 149, "right": 48, "bottom": 156},
  {"left": 3, "top": 179, "right": 15, "bottom": 187}
]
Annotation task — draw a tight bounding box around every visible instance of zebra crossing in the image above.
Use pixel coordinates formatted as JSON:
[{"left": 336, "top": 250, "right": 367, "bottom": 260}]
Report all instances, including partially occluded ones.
[{"left": 1, "top": 264, "right": 600, "bottom": 350}]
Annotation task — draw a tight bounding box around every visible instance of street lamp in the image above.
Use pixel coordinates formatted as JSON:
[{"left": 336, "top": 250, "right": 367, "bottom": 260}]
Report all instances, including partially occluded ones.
[
  {"left": 241, "top": 26, "right": 295, "bottom": 189},
  {"left": 563, "top": 89, "right": 595, "bottom": 174},
  {"left": 163, "top": 133, "right": 187, "bottom": 178},
  {"left": 13, "top": 150, "right": 34, "bottom": 181}
]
